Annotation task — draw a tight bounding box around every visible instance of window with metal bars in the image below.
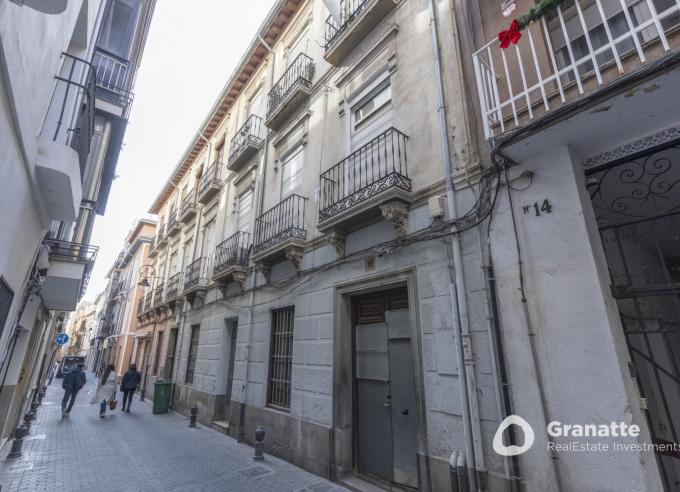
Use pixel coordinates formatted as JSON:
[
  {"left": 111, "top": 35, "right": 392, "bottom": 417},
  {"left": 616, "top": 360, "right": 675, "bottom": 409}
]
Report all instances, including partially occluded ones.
[
  {"left": 0, "top": 277, "right": 14, "bottom": 340},
  {"left": 185, "top": 325, "right": 200, "bottom": 384},
  {"left": 267, "top": 306, "right": 295, "bottom": 411}
]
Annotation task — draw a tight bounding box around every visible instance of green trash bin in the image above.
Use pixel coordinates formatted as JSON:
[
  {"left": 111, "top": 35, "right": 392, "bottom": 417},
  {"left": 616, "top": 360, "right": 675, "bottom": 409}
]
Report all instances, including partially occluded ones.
[{"left": 153, "top": 380, "right": 173, "bottom": 414}]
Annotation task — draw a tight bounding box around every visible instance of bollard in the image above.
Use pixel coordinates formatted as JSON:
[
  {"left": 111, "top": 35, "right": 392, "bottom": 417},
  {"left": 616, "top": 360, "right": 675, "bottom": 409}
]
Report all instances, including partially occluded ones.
[
  {"left": 189, "top": 404, "right": 198, "bottom": 427},
  {"left": 37, "top": 390, "right": 45, "bottom": 405},
  {"left": 139, "top": 388, "right": 146, "bottom": 402},
  {"left": 253, "top": 425, "right": 265, "bottom": 460},
  {"left": 7, "top": 425, "right": 29, "bottom": 459},
  {"left": 22, "top": 412, "right": 33, "bottom": 432}
]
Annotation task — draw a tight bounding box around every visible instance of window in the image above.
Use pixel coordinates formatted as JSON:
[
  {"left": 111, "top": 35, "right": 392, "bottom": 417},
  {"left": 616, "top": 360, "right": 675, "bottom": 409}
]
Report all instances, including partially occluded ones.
[
  {"left": 280, "top": 149, "right": 303, "bottom": 199},
  {"left": 186, "top": 325, "right": 200, "bottom": 384},
  {"left": 182, "top": 239, "right": 193, "bottom": 270},
  {"left": 153, "top": 331, "right": 164, "bottom": 376},
  {"left": 353, "top": 83, "right": 391, "bottom": 127},
  {"left": 168, "top": 252, "right": 178, "bottom": 275},
  {"left": 267, "top": 306, "right": 295, "bottom": 410},
  {"left": 0, "top": 278, "right": 14, "bottom": 340},
  {"left": 201, "top": 220, "right": 215, "bottom": 258},
  {"left": 97, "top": 0, "right": 141, "bottom": 58},
  {"left": 236, "top": 190, "right": 253, "bottom": 233}
]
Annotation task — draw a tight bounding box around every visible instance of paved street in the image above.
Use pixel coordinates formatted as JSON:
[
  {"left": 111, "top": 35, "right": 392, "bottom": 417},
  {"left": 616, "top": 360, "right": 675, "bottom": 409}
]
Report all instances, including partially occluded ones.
[{"left": 0, "top": 374, "right": 345, "bottom": 492}]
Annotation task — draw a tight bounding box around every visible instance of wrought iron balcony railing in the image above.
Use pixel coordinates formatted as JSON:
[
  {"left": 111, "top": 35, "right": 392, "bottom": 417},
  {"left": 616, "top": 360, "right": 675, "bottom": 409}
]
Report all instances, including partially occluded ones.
[
  {"left": 214, "top": 232, "right": 251, "bottom": 274},
  {"left": 144, "top": 290, "right": 153, "bottom": 311},
  {"left": 92, "top": 48, "right": 134, "bottom": 115},
  {"left": 154, "top": 283, "right": 165, "bottom": 306},
  {"left": 228, "top": 115, "right": 264, "bottom": 170},
  {"left": 472, "top": 0, "right": 680, "bottom": 139},
  {"left": 180, "top": 190, "right": 198, "bottom": 222},
  {"left": 319, "top": 127, "right": 410, "bottom": 222},
  {"left": 254, "top": 194, "right": 308, "bottom": 255},
  {"left": 166, "top": 272, "right": 182, "bottom": 300},
  {"left": 44, "top": 53, "right": 96, "bottom": 177},
  {"left": 184, "top": 257, "right": 211, "bottom": 291},
  {"left": 198, "top": 161, "right": 224, "bottom": 203},
  {"left": 167, "top": 207, "right": 180, "bottom": 235},
  {"left": 266, "top": 53, "right": 315, "bottom": 122}
]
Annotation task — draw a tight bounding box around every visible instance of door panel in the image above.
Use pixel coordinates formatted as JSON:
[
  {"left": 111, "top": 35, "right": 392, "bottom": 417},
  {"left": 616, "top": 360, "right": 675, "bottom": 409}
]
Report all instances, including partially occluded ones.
[{"left": 387, "top": 310, "right": 418, "bottom": 488}]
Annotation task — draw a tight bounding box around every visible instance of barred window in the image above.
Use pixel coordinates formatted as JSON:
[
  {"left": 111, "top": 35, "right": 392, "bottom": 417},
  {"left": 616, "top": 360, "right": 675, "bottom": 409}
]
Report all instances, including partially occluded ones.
[
  {"left": 185, "top": 325, "right": 200, "bottom": 384},
  {"left": 267, "top": 306, "right": 295, "bottom": 410},
  {"left": 0, "top": 277, "right": 14, "bottom": 340}
]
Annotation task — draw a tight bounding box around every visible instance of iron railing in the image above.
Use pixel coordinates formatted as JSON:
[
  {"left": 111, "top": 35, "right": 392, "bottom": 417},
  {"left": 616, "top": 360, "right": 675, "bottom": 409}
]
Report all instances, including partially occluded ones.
[
  {"left": 154, "top": 282, "right": 164, "bottom": 305},
  {"left": 214, "top": 232, "right": 251, "bottom": 274},
  {"left": 156, "top": 222, "right": 166, "bottom": 244},
  {"left": 167, "top": 207, "right": 179, "bottom": 233},
  {"left": 180, "top": 190, "right": 196, "bottom": 216},
  {"left": 92, "top": 48, "right": 134, "bottom": 114},
  {"left": 324, "top": 0, "right": 370, "bottom": 51},
  {"left": 166, "top": 272, "right": 182, "bottom": 300},
  {"left": 267, "top": 53, "right": 315, "bottom": 119},
  {"left": 184, "top": 257, "right": 211, "bottom": 290},
  {"left": 254, "top": 194, "right": 307, "bottom": 254},
  {"left": 144, "top": 291, "right": 153, "bottom": 311},
  {"left": 47, "top": 53, "right": 96, "bottom": 177},
  {"left": 229, "top": 115, "right": 264, "bottom": 163},
  {"left": 472, "top": 0, "right": 680, "bottom": 138},
  {"left": 44, "top": 239, "right": 99, "bottom": 302},
  {"left": 319, "top": 127, "right": 410, "bottom": 222},
  {"left": 199, "top": 161, "right": 224, "bottom": 196}
]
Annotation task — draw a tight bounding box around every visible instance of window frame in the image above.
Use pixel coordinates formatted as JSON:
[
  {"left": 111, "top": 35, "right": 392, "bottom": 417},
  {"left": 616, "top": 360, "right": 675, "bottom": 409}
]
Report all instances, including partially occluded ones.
[
  {"left": 266, "top": 306, "right": 295, "bottom": 411},
  {"left": 352, "top": 81, "right": 392, "bottom": 129},
  {"left": 185, "top": 324, "right": 200, "bottom": 384}
]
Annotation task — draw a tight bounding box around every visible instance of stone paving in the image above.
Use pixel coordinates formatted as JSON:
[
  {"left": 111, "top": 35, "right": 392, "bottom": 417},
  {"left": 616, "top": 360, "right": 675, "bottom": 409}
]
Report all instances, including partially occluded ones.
[{"left": 0, "top": 373, "right": 346, "bottom": 492}]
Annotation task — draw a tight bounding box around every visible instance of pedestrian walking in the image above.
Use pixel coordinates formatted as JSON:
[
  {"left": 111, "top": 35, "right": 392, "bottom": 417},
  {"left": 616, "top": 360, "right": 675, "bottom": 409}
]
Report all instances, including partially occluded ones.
[
  {"left": 61, "top": 363, "right": 86, "bottom": 417},
  {"left": 120, "top": 363, "right": 141, "bottom": 413},
  {"left": 91, "top": 363, "right": 117, "bottom": 418}
]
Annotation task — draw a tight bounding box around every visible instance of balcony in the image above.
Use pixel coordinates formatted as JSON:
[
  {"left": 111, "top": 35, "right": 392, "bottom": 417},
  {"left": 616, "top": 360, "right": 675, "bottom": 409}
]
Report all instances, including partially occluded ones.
[
  {"left": 213, "top": 232, "right": 251, "bottom": 289},
  {"left": 318, "top": 127, "right": 411, "bottom": 239},
  {"left": 166, "top": 209, "right": 181, "bottom": 237},
  {"left": 198, "top": 161, "right": 224, "bottom": 204},
  {"left": 41, "top": 240, "right": 98, "bottom": 311},
  {"left": 153, "top": 282, "right": 165, "bottom": 308},
  {"left": 252, "top": 194, "right": 307, "bottom": 272},
  {"left": 136, "top": 298, "right": 144, "bottom": 320},
  {"left": 265, "top": 54, "right": 316, "bottom": 130},
  {"left": 143, "top": 291, "right": 154, "bottom": 318},
  {"left": 323, "top": 0, "right": 399, "bottom": 65},
  {"left": 148, "top": 238, "right": 159, "bottom": 259},
  {"left": 228, "top": 115, "right": 265, "bottom": 172},
  {"left": 156, "top": 225, "right": 168, "bottom": 248},
  {"left": 92, "top": 48, "right": 134, "bottom": 117},
  {"left": 37, "top": 53, "right": 96, "bottom": 221},
  {"left": 472, "top": 0, "right": 680, "bottom": 140},
  {"left": 165, "top": 272, "right": 183, "bottom": 304},
  {"left": 179, "top": 191, "right": 199, "bottom": 224},
  {"left": 183, "top": 257, "right": 211, "bottom": 304}
]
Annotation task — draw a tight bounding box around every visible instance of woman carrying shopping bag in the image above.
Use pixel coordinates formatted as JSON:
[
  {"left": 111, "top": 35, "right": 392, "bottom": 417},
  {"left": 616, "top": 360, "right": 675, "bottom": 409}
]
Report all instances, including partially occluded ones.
[{"left": 91, "top": 363, "right": 117, "bottom": 418}]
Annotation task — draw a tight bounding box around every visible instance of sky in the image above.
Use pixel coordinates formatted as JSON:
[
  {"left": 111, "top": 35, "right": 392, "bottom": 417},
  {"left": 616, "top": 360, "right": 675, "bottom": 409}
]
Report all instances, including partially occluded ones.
[{"left": 84, "top": 0, "right": 276, "bottom": 301}]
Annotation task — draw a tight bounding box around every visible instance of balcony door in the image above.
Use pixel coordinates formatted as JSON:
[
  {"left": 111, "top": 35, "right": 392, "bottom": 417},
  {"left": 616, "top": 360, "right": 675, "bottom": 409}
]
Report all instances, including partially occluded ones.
[
  {"left": 97, "top": 0, "right": 141, "bottom": 59},
  {"left": 201, "top": 220, "right": 214, "bottom": 260},
  {"left": 280, "top": 148, "right": 303, "bottom": 201},
  {"left": 236, "top": 189, "right": 253, "bottom": 234},
  {"left": 247, "top": 88, "right": 264, "bottom": 119}
]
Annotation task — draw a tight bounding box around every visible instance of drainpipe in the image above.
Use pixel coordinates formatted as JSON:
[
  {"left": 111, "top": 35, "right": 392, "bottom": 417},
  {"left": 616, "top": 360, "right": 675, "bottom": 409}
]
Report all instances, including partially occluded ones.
[
  {"left": 427, "top": 0, "right": 482, "bottom": 489},
  {"left": 238, "top": 34, "right": 275, "bottom": 440}
]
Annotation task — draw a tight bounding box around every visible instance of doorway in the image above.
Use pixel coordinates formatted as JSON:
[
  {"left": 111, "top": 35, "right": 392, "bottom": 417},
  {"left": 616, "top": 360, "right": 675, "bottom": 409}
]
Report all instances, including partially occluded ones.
[
  {"left": 586, "top": 141, "right": 680, "bottom": 490},
  {"left": 224, "top": 318, "right": 238, "bottom": 420},
  {"left": 352, "top": 288, "right": 418, "bottom": 489}
]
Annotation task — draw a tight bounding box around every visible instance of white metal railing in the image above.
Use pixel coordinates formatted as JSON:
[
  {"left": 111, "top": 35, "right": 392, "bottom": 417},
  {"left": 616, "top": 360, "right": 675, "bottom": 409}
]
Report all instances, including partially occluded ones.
[
  {"left": 92, "top": 48, "right": 133, "bottom": 111},
  {"left": 472, "top": 0, "right": 680, "bottom": 139}
]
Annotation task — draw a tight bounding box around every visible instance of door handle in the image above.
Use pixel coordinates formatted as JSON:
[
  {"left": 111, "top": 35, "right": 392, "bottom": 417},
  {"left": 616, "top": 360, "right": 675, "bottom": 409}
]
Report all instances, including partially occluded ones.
[
  {"left": 384, "top": 401, "right": 391, "bottom": 407},
  {"left": 402, "top": 408, "right": 409, "bottom": 415}
]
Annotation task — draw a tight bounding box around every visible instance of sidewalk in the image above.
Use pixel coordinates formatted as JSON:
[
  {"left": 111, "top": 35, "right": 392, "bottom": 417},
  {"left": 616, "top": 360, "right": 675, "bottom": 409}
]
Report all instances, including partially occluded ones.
[{"left": 0, "top": 373, "right": 345, "bottom": 492}]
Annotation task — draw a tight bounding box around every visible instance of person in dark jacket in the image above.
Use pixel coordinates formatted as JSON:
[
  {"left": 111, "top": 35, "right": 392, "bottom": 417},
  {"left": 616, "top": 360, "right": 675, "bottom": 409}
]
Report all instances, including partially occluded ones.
[
  {"left": 61, "top": 363, "right": 86, "bottom": 417},
  {"left": 120, "top": 363, "right": 141, "bottom": 412}
]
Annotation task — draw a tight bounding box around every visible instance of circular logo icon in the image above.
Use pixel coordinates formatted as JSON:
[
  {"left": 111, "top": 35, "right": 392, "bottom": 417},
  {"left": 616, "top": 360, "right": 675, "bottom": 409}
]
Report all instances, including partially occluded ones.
[
  {"left": 493, "top": 415, "right": 535, "bottom": 456},
  {"left": 55, "top": 333, "right": 69, "bottom": 346}
]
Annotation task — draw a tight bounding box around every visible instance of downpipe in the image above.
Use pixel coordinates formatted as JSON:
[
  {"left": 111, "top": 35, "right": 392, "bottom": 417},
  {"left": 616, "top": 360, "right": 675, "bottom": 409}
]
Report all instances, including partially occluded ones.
[
  {"left": 238, "top": 35, "right": 275, "bottom": 442},
  {"left": 427, "top": 0, "right": 484, "bottom": 489}
]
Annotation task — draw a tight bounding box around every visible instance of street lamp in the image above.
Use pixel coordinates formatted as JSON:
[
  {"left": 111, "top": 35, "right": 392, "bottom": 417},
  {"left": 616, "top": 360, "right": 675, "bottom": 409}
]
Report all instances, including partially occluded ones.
[{"left": 137, "top": 264, "right": 160, "bottom": 288}]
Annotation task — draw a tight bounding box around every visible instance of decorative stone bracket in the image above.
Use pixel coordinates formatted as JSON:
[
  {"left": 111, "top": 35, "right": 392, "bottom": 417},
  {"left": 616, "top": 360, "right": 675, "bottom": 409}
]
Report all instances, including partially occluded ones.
[
  {"left": 232, "top": 270, "right": 248, "bottom": 290},
  {"left": 285, "top": 245, "right": 304, "bottom": 271},
  {"left": 255, "top": 263, "right": 272, "bottom": 284},
  {"left": 380, "top": 200, "right": 409, "bottom": 237},
  {"left": 327, "top": 230, "right": 346, "bottom": 258}
]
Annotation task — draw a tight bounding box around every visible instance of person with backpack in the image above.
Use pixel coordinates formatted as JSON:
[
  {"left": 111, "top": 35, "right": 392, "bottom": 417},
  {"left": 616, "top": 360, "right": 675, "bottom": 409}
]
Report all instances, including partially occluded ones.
[
  {"left": 61, "top": 363, "right": 86, "bottom": 417},
  {"left": 120, "top": 363, "right": 142, "bottom": 412}
]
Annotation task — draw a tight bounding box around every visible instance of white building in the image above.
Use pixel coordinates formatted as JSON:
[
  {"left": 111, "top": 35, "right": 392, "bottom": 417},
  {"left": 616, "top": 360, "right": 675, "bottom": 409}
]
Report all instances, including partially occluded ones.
[{"left": 0, "top": 0, "right": 155, "bottom": 447}]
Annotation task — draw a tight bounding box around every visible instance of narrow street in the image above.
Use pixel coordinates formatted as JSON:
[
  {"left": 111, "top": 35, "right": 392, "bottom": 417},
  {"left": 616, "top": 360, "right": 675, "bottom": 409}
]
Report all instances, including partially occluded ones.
[{"left": 0, "top": 374, "right": 345, "bottom": 492}]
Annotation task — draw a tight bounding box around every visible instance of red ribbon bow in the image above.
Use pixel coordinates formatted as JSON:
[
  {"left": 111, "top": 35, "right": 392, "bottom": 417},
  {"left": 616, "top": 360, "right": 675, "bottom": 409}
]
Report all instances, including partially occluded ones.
[{"left": 498, "top": 20, "right": 522, "bottom": 49}]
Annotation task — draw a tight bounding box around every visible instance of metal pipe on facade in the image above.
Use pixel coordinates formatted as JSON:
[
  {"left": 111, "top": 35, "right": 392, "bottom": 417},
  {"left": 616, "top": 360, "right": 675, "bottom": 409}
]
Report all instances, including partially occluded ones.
[
  {"left": 427, "top": 0, "right": 481, "bottom": 489},
  {"left": 238, "top": 35, "right": 275, "bottom": 441}
]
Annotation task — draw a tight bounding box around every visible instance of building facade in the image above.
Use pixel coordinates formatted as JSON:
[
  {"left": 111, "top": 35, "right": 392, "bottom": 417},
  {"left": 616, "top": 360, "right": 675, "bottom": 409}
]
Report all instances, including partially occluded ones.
[{"left": 0, "top": 0, "right": 155, "bottom": 447}]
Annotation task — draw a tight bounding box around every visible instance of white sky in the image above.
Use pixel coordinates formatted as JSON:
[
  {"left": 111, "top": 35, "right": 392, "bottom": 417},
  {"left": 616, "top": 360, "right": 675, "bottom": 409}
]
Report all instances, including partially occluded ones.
[{"left": 84, "top": 0, "right": 276, "bottom": 301}]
